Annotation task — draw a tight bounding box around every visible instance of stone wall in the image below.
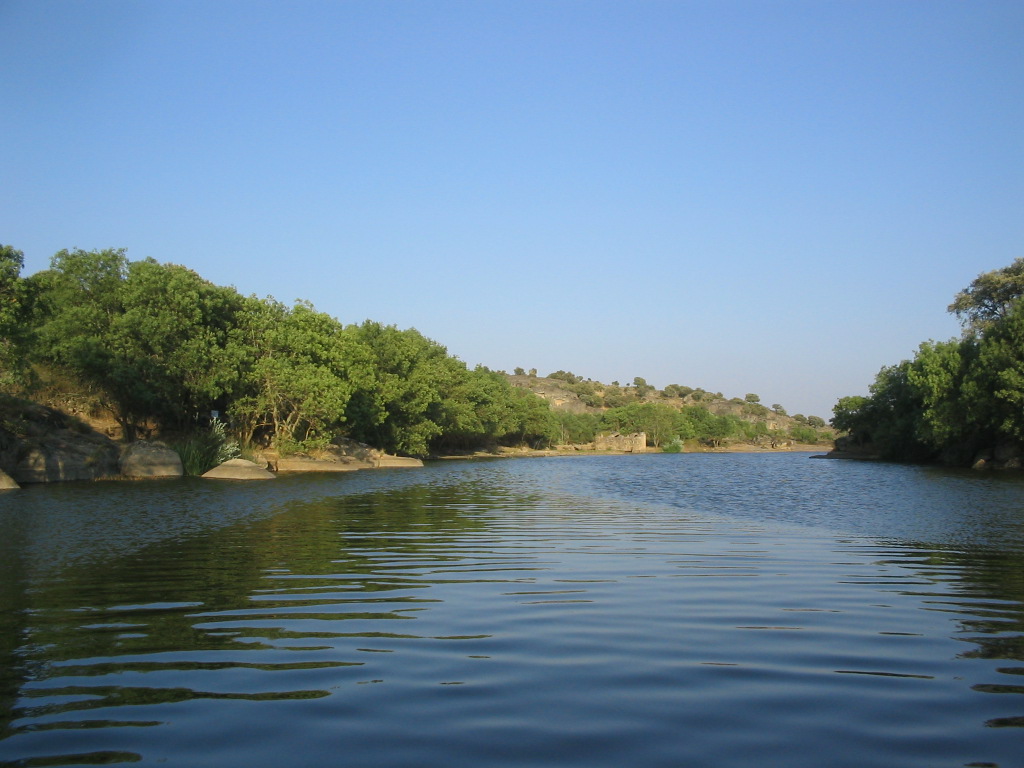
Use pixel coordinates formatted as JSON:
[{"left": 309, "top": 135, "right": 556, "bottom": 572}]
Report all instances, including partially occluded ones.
[{"left": 594, "top": 432, "right": 647, "bottom": 453}]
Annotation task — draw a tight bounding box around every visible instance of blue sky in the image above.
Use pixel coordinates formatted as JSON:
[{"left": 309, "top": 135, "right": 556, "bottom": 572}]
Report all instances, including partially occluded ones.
[{"left": 2, "top": 0, "right": 1022, "bottom": 419}]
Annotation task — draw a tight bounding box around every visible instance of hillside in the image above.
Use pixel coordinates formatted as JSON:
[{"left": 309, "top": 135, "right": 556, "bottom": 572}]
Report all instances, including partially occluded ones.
[{"left": 506, "top": 372, "right": 833, "bottom": 447}]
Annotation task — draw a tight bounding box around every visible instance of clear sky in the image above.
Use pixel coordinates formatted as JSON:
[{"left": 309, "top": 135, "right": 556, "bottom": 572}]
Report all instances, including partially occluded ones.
[{"left": 2, "top": 1, "right": 1022, "bottom": 419}]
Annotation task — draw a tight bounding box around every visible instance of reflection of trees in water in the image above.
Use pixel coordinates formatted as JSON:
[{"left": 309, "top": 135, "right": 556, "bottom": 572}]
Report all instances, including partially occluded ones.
[
  {"left": 886, "top": 542, "right": 1024, "bottom": 727},
  {"left": 939, "top": 549, "right": 1024, "bottom": 662},
  {"left": 0, "top": 525, "right": 32, "bottom": 742},
  {"left": 0, "top": 480, "right": 496, "bottom": 748}
]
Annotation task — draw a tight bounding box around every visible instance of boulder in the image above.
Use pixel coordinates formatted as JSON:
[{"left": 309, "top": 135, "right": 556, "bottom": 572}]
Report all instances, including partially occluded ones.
[
  {"left": 120, "top": 441, "right": 183, "bottom": 478},
  {"left": 330, "top": 437, "right": 380, "bottom": 463},
  {"left": 0, "top": 469, "right": 19, "bottom": 490},
  {"left": 12, "top": 436, "right": 120, "bottom": 483},
  {"left": 202, "top": 458, "right": 276, "bottom": 480},
  {"left": 275, "top": 456, "right": 371, "bottom": 472},
  {"left": 1, "top": 400, "right": 120, "bottom": 484},
  {"left": 375, "top": 455, "right": 424, "bottom": 468}
]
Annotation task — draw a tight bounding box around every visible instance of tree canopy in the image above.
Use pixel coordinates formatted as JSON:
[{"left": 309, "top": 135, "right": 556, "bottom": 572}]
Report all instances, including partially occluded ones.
[
  {"left": 4, "top": 244, "right": 828, "bottom": 457},
  {"left": 834, "top": 258, "right": 1024, "bottom": 465},
  {"left": 949, "top": 257, "right": 1024, "bottom": 332}
]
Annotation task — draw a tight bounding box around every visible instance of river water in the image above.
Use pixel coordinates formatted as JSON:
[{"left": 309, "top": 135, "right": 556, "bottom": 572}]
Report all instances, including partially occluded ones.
[{"left": 0, "top": 453, "right": 1022, "bottom": 767}]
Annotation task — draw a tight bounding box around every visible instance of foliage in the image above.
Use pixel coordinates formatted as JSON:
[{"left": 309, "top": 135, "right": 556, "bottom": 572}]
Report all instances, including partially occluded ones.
[
  {"left": 10, "top": 243, "right": 838, "bottom": 459},
  {"left": 548, "top": 370, "right": 583, "bottom": 384},
  {"left": 632, "top": 377, "right": 656, "bottom": 397},
  {"left": 343, "top": 321, "right": 480, "bottom": 456},
  {"left": 229, "top": 298, "right": 367, "bottom": 448},
  {"left": 552, "top": 411, "right": 601, "bottom": 444},
  {"left": 169, "top": 419, "right": 240, "bottom": 476},
  {"left": 602, "top": 402, "right": 678, "bottom": 447},
  {"left": 27, "top": 251, "right": 247, "bottom": 439},
  {"left": 0, "top": 244, "right": 32, "bottom": 390},
  {"left": 949, "top": 257, "right": 1024, "bottom": 332},
  {"left": 833, "top": 258, "right": 1024, "bottom": 464},
  {"left": 662, "top": 384, "right": 693, "bottom": 399},
  {"left": 661, "top": 437, "right": 684, "bottom": 453}
]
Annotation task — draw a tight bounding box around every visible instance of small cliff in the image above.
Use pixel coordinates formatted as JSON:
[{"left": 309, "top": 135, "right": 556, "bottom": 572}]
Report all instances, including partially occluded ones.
[{"left": 0, "top": 397, "right": 121, "bottom": 483}]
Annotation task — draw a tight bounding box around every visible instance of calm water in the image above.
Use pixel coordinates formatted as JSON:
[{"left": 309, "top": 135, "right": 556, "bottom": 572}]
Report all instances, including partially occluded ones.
[{"left": 1, "top": 453, "right": 1023, "bottom": 767}]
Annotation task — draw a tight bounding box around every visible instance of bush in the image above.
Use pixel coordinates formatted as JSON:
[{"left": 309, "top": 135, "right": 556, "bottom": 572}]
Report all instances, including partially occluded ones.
[{"left": 169, "top": 419, "right": 239, "bottom": 475}]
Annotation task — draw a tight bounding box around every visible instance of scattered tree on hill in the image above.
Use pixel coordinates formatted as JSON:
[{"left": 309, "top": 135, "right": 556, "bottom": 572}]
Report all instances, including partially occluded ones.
[
  {"left": 632, "top": 377, "right": 656, "bottom": 397},
  {"left": 661, "top": 384, "right": 693, "bottom": 399}
]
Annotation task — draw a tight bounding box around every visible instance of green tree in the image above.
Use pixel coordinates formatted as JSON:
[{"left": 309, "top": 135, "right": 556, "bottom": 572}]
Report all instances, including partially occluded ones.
[
  {"left": 552, "top": 411, "right": 600, "bottom": 444},
  {"left": 632, "top": 377, "right": 655, "bottom": 397},
  {"left": 602, "top": 402, "right": 687, "bottom": 447},
  {"left": 111, "top": 259, "right": 247, "bottom": 428},
  {"left": 0, "top": 244, "right": 31, "bottom": 390},
  {"left": 949, "top": 257, "right": 1024, "bottom": 332},
  {"left": 432, "top": 366, "right": 548, "bottom": 451},
  {"left": 344, "top": 321, "right": 469, "bottom": 457},
  {"left": 507, "top": 386, "right": 558, "bottom": 447},
  {"left": 833, "top": 258, "right": 1024, "bottom": 464},
  {"left": 905, "top": 338, "right": 975, "bottom": 454},
  {"left": 831, "top": 396, "right": 871, "bottom": 437},
  {"left": 662, "top": 384, "right": 692, "bottom": 399},
  {"left": 968, "top": 301, "right": 1024, "bottom": 444},
  {"left": 28, "top": 248, "right": 142, "bottom": 434},
  {"left": 231, "top": 299, "right": 370, "bottom": 449}
]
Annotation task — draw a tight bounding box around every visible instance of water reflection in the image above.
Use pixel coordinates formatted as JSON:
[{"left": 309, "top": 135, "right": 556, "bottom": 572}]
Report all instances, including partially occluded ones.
[{"left": 0, "top": 457, "right": 1023, "bottom": 767}]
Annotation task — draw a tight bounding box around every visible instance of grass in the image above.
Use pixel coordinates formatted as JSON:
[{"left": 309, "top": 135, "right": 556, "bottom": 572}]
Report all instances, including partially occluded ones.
[{"left": 168, "top": 421, "right": 240, "bottom": 476}]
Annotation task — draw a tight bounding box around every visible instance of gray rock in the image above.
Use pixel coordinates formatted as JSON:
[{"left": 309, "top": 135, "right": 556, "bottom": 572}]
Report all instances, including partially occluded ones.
[
  {"left": 0, "top": 400, "right": 119, "bottom": 483},
  {"left": 120, "top": 441, "right": 184, "bottom": 478},
  {"left": 375, "top": 455, "right": 424, "bottom": 468},
  {"left": 0, "top": 469, "right": 19, "bottom": 490},
  {"left": 275, "top": 456, "right": 370, "bottom": 472},
  {"left": 202, "top": 458, "right": 276, "bottom": 480},
  {"left": 13, "top": 437, "right": 120, "bottom": 483}
]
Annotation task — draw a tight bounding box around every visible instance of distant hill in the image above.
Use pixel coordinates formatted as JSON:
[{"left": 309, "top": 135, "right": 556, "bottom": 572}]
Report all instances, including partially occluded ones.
[{"left": 506, "top": 373, "right": 828, "bottom": 434}]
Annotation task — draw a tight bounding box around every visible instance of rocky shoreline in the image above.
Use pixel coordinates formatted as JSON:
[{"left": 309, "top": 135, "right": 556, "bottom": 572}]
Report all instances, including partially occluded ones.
[
  {"left": 0, "top": 401, "right": 422, "bottom": 489},
  {"left": 820, "top": 436, "right": 1024, "bottom": 471},
  {"left": 0, "top": 401, "right": 832, "bottom": 491}
]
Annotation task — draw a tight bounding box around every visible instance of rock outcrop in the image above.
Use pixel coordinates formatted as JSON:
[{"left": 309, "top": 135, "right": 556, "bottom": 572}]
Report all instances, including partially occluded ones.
[
  {"left": 1, "top": 399, "right": 121, "bottom": 483},
  {"left": 119, "top": 441, "right": 184, "bottom": 478},
  {"left": 375, "top": 455, "right": 424, "bottom": 468},
  {"left": 202, "top": 458, "right": 277, "bottom": 480},
  {"left": 274, "top": 456, "right": 370, "bottom": 472},
  {"left": 0, "top": 469, "right": 19, "bottom": 490},
  {"left": 256, "top": 438, "right": 424, "bottom": 472}
]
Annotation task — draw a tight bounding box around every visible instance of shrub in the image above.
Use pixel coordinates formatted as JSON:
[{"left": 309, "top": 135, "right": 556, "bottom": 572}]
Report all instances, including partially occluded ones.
[
  {"left": 170, "top": 419, "right": 239, "bottom": 476},
  {"left": 662, "top": 438, "right": 684, "bottom": 453}
]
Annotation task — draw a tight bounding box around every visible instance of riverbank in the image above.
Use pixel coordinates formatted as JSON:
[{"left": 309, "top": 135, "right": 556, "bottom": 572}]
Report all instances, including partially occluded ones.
[{"left": 434, "top": 442, "right": 831, "bottom": 460}]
